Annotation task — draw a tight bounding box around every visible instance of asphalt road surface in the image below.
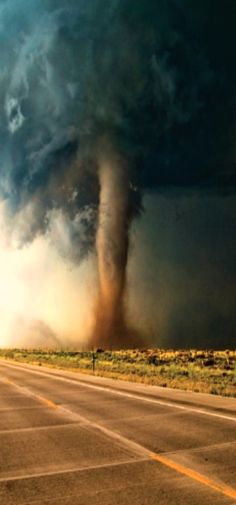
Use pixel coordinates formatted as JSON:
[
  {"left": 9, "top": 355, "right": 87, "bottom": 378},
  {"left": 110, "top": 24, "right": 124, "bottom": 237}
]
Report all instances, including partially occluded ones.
[{"left": 0, "top": 359, "right": 235, "bottom": 505}]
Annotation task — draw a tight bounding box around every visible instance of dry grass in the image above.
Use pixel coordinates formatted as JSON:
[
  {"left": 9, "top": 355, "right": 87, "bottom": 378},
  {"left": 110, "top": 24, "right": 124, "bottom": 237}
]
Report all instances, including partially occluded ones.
[{"left": 0, "top": 348, "right": 235, "bottom": 397}]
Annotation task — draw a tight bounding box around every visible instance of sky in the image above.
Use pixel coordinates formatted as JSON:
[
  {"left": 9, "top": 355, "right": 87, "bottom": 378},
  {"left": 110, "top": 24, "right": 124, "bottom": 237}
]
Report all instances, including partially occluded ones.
[{"left": 0, "top": 0, "right": 235, "bottom": 348}]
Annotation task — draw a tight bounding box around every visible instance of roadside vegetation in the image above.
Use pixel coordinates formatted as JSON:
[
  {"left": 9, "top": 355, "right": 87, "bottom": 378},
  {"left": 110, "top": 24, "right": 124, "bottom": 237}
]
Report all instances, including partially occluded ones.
[{"left": 0, "top": 348, "right": 235, "bottom": 397}]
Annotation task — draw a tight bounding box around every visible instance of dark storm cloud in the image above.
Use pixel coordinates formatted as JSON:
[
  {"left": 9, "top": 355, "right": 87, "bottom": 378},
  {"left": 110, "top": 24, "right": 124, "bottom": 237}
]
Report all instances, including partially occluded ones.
[
  {"left": 129, "top": 193, "right": 236, "bottom": 349},
  {"left": 0, "top": 0, "right": 236, "bottom": 252}
]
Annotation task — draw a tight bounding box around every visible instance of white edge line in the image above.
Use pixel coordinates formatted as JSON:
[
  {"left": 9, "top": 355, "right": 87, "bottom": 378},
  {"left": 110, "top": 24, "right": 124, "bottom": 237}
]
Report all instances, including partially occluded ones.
[{"left": 1, "top": 361, "right": 236, "bottom": 423}]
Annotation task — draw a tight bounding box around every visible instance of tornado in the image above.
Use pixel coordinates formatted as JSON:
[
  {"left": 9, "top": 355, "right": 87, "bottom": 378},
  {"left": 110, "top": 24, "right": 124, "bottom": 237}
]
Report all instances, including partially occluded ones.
[
  {"left": 1, "top": 1, "right": 235, "bottom": 350},
  {"left": 91, "top": 149, "right": 131, "bottom": 348}
]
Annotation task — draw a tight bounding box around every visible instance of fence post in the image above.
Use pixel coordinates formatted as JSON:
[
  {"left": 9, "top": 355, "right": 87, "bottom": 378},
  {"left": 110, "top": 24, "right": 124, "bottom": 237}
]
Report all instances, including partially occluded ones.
[{"left": 92, "top": 350, "right": 96, "bottom": 372}]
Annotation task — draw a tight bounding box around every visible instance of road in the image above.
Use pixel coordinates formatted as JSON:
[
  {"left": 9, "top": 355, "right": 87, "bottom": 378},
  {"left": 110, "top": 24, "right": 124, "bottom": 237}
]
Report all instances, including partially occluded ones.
[{"left": 0, "top": 359, "right": 235, "bottom": 505}]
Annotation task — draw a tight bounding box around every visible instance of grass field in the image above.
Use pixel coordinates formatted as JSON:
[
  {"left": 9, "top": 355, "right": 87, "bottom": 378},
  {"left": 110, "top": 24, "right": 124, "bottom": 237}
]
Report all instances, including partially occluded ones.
[{"left": 0, "top": 348, "right": 235, "bottom": 397}]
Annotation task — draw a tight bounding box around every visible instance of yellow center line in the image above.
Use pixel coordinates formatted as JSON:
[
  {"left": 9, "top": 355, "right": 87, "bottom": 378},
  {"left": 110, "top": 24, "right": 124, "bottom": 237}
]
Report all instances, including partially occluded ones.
[
  {"left": 36, "top": 395, "right": 58, "bottom": 409},
  {"left": 151, "top": 453, "right": 236, "bottom": 500},
  {"left": 3, "top": 378, "right": 15, "bottom": 386},
  {"left": 2, "top": 377, "right": 57, "bottom": 410}
]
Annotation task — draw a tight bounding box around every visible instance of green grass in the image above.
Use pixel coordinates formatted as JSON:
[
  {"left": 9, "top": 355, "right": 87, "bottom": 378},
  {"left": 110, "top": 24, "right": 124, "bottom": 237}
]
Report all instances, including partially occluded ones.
[{"left": 0, "top": 348, "right": 235, "bottom": 397}]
